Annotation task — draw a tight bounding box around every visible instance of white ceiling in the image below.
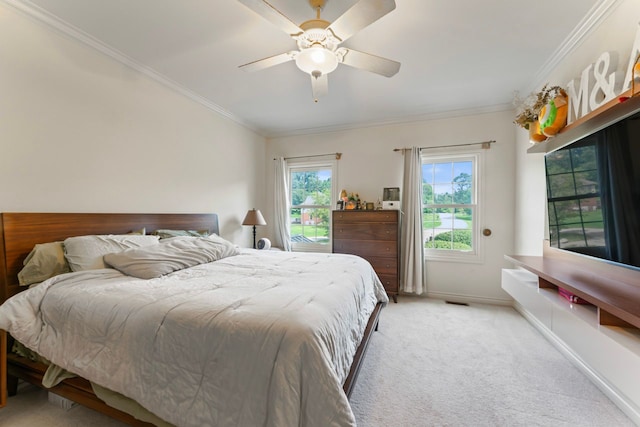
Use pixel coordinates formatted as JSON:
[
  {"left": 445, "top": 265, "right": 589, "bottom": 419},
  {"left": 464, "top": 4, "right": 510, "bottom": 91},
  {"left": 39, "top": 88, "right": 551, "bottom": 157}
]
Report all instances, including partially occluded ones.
[{"left": 12, "top": 0, "right": 603, "bottom": 137}]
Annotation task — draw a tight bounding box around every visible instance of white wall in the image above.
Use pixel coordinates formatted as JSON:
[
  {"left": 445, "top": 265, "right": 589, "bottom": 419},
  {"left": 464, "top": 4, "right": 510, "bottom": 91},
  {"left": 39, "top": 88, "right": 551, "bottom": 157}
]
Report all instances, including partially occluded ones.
[
  {"left": 267, "top": 110, "right": 517, "bottom": 304},
  {"left": 515, "top": 0, "right": 640, "bottom": 255},
  {"left": 0, "top": 4, "right": 266, "bottom": 245}
]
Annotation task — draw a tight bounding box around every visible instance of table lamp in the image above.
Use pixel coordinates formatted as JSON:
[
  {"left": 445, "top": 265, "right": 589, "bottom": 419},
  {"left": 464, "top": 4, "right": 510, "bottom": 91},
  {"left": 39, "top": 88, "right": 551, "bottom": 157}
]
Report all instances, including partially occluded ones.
[{"left": 242, "top": 208, "right": 266, "bottom": 249}]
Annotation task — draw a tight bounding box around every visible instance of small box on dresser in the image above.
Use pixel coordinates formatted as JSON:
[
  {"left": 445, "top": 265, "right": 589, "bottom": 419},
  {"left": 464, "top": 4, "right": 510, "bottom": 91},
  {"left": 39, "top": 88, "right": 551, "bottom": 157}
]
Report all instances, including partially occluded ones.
[{"left": 332, "top": 210, "right": 400, "bottom": 302}]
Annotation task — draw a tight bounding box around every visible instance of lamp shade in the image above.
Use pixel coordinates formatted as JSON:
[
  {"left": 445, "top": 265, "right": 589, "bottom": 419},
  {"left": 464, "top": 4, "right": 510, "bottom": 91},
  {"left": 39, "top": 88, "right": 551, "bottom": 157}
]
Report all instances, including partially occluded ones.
[{"left": 242, "top": 209, "right": 266, "bottom": 226}]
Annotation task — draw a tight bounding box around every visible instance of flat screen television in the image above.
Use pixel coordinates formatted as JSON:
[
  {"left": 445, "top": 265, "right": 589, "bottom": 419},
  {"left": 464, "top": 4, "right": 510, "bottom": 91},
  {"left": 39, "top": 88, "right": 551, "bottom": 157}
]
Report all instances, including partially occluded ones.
[{"left": 544, "top": 111, "right": 640, "bottom": 271}]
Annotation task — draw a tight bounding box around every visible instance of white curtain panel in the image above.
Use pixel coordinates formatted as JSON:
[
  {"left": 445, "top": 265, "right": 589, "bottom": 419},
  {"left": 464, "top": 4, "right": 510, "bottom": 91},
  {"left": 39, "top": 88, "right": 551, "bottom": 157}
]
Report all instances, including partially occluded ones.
[
  {"left": 400, "top": 147, "right": 426, "bottom": 294},
  {"left": 274, "top": 157, "right": 292, "bottom": 251}
]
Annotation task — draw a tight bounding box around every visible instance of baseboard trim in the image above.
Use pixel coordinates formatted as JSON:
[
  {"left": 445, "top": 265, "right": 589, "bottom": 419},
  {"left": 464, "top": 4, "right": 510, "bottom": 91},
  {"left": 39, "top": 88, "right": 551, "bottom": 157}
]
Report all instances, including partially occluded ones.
[{"left": 513, "top": 302, "right": 640, "bottom": 425}]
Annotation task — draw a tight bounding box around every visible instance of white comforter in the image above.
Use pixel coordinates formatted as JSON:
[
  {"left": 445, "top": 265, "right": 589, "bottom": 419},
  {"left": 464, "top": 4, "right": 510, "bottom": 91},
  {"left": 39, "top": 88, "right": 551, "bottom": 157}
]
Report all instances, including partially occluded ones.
[{"left": 0, "top": 249, "right": 388, "bottom": 426}]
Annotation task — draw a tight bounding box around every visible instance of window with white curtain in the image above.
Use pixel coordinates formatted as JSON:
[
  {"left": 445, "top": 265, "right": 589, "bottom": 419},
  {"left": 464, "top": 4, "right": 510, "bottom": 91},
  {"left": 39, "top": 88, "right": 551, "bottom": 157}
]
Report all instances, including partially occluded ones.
[
  {"left": 421, "top": 152, "right": 482, "bottom": 262},
  {"left": 287, "top": 160, "right": 337, "bottom": 252}
]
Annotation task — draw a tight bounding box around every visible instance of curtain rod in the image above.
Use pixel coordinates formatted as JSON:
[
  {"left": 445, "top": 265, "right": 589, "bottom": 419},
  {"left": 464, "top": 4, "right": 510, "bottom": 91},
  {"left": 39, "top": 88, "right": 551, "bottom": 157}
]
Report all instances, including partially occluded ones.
[
  {"left": 393, "top": 140, "right": 495, "bottom": 152},
  {"left": 274, "top": 152, "right": 342, "bottom": 160}
]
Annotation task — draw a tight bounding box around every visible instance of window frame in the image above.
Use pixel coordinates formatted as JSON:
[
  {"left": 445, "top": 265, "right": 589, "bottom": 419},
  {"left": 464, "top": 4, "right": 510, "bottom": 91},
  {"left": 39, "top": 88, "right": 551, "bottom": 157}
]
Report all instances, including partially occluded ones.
[
  {"left": 421, "top": 150, "right": 484, "bottom": 263},
  {"left": 286, "top": 159, "right": 338, "bottom": 253}
]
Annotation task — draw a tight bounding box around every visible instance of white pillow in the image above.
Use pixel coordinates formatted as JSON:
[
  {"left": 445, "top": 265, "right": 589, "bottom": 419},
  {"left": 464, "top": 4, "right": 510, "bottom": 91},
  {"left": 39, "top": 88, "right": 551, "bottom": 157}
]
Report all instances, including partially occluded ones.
[{"left": 64, "top": 234, "right": 160, "bottom": 272}]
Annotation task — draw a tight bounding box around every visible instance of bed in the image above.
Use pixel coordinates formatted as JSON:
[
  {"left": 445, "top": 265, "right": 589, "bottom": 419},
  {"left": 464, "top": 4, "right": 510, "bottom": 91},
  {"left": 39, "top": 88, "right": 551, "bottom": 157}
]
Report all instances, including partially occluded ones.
[{"left": 0, "top": 212, "right": 387, "bottom": 426}]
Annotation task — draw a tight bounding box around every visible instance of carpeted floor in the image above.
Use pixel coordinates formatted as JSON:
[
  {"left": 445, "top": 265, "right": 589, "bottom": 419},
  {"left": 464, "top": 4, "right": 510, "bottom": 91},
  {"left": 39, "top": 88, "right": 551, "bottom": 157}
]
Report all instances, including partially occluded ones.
[
  {"left": 0, "top": 297, "right": 634, "bottom": 426},
  {"left": 350, "top": 297, "right": 635, "bottom": 426}
]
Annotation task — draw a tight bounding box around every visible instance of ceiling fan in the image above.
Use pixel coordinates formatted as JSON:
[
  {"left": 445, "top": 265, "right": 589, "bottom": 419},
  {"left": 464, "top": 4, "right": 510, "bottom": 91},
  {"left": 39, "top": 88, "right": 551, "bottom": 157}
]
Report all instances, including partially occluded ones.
[{"left": 238, "top": 0, "right": 401, "bottom": 102}]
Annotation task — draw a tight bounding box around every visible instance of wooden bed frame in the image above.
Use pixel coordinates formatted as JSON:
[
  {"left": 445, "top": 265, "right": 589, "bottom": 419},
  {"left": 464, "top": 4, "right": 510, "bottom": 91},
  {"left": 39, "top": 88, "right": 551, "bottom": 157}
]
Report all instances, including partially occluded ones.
[{"left": 0, "top": 212, "right": 382, "bottom": 425}]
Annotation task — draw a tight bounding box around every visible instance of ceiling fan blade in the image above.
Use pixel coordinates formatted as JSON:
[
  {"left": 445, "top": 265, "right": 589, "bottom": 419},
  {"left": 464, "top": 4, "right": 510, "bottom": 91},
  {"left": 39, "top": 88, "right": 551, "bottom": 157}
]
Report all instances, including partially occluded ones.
[
  {"left": 339, "top": 48, "right": 400, "bottom": 77},
  {"left": 239, "top": 52, "right": 295, "bottom": 72},
  {"left": 327, "top": 0, "right": 396, "bottom": 43},
  {"left": 311, "top": 73, "right": 328, "bottom": 102},
  {"left": 237, "top": 0, "right": 303, "bottom": 36}
]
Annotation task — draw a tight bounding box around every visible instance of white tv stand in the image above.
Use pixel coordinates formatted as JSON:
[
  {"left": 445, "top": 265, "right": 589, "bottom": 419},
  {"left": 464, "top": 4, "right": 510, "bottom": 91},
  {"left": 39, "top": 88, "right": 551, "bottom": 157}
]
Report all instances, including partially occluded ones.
[{"left": 502, "top": 247, "right": 640, "bottom": 424}]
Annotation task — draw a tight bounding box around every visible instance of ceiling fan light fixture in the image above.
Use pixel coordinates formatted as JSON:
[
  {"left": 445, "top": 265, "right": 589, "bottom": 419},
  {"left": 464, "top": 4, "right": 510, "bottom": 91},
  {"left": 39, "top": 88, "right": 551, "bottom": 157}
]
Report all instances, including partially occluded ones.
[{"left": 295, "top": 46, "right": 338, "bottom": 76}]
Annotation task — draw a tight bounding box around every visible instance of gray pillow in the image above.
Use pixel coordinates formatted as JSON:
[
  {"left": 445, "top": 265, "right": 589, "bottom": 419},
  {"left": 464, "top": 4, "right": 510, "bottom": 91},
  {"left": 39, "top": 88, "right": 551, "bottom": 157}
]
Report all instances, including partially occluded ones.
[
  {"left": 18, "top": 241, "right": 71, "bottom": 286},
  {"left": 104, "top": 235, "right": 239, "bottom": 279},
  {"left": 64, "top": 234, "right": 160, "bottom": 272}
]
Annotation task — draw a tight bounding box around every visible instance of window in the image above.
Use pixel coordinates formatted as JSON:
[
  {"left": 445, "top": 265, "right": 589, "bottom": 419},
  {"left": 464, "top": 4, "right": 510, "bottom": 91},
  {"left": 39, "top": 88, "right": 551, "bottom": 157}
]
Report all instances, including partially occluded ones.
[
  {"left": 288, "top": 161, "right": 336, "bottom": 252},
  {"left": 422, "top": 152, "right": 481, "bottom": 261}
]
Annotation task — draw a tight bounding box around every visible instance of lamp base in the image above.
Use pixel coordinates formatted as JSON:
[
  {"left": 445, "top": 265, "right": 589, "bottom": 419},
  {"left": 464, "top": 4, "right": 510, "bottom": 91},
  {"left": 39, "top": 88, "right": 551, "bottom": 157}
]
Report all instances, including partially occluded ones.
[{"left": 252, "top": 225, "right": 257, "bottom": 249}]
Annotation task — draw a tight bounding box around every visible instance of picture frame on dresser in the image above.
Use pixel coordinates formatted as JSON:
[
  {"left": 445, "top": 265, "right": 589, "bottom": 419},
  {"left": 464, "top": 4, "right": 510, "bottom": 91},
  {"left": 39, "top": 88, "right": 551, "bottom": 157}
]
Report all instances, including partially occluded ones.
[{"left": 332, "top": 210, "right": 400, "bottom": 302}]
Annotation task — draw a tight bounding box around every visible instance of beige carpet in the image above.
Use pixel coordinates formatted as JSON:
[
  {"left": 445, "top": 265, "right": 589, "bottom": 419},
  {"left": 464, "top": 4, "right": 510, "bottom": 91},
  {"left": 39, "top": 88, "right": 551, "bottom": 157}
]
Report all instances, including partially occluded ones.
[
  {"left": 349, "top": 298, "right": 634, "bottom": 426},
  {"left": 0, "top": 297, "right": 634, "bottom": 426}
]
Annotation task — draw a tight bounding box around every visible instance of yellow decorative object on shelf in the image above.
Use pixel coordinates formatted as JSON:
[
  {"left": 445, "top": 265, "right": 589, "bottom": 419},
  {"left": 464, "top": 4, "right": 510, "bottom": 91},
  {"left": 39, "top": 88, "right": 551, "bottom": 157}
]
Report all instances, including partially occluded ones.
[
  {"left": 513, "top": 83, "right": 565, "bottom": 144},
  {"left": 632, "top": 54, "right": 640, "bottom": 97},
  {"left": 528, "top": 121, "right": 547, "bottom": 143},
  {"left": 538, "top": 89, "right": 568, "bottom": 137}
]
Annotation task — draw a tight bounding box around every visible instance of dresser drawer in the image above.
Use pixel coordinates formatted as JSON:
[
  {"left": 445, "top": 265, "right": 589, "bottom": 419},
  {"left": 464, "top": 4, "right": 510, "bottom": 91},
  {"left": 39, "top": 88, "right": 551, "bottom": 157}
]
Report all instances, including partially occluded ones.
[
  {"left": 377, "top": 274, "right": 399, "bottom": 293},
  {"left": 333, "top": 210, "right": 398, "bottom": 224},
  {"left": 333, "top": 239, "right": 397, "bottom": 258},
  {"left": 367, "top": 256, "right": 397, "bottom": 275},
  {"left": 333, "top": 223, "right": 397, "bottom": 241}
]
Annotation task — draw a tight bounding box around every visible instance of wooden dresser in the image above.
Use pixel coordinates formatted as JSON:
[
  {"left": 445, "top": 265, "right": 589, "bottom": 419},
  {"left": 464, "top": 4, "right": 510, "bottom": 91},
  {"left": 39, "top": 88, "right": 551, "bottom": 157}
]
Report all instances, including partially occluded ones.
[{"left": 332, "top": 210, "right": 400, "bottom": 302}]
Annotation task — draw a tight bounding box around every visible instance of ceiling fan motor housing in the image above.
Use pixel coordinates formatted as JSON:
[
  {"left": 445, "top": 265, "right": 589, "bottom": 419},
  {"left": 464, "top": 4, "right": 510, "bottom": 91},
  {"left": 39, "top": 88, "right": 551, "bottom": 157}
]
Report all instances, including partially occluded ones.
[{"left": 297, "top": 22, "right": 338, "bottom": 51}]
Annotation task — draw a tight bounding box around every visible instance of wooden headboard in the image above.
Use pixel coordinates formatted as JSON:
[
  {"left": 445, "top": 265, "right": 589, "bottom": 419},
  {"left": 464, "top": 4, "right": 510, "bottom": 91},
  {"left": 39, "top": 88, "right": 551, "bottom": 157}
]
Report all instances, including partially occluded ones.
[{"left": 0, "top": 212, "right": 219, "bottom": 303}]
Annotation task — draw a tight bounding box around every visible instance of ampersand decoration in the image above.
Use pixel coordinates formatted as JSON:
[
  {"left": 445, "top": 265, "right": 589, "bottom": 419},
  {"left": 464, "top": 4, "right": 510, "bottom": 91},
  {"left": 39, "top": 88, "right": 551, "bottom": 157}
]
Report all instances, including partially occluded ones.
[{"left": 589, "top": 52, "right": 620, "bottom": 111}]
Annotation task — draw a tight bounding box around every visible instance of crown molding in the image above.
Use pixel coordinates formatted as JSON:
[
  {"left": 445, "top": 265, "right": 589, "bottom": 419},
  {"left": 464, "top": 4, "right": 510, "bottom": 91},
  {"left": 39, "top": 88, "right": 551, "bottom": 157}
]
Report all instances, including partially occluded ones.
[
  {"left": 526, "top": 0, "right": 623, "bottom": 93},
  {"left": 264, "top": 103, "right": 514, "bottom": 139},
  {"left": 2, "top": 0, "right": 261, "bottom": 135}
]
